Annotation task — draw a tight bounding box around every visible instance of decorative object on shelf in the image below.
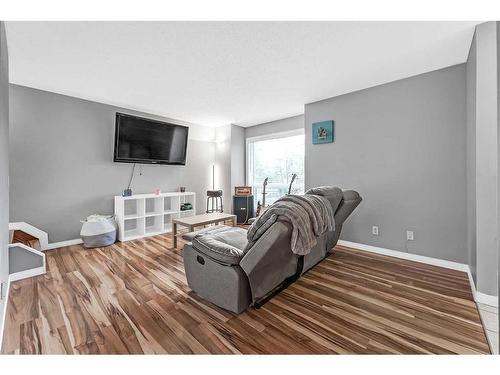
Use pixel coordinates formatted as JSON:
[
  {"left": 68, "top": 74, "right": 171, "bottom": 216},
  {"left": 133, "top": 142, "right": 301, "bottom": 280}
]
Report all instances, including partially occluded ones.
[
  {"left": 206, "top": 190, "right": 223, "bottom": 213},
  {"left": 180, "top": 186, "right": 186, "bottom": 193},
  {"left": 80, "top": 214, "right": 117, "bottom": 248},
  {"left": 122, "top": 189, "right": 132, "bottom": 197},
  {"left": 122, "top": 163, "right": 137, "bottom": 197},
  {"left": 181, "top": 203, "right": 193, "bottom": 211},
  {"left": 234, "top": 186, "right": 252, "bottom": 196},
  {"left": 312, "top": 120, "right": 334, "bottom": 144},
  {"left": 154, "top": 188, "right": 161, "bottom": 195}
]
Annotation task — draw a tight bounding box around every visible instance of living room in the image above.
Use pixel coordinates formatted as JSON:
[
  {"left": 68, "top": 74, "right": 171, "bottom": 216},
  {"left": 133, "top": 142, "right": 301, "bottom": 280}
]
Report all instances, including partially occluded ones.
[{"left": 0, "top": 1, "right": 500, "bottom": 371}]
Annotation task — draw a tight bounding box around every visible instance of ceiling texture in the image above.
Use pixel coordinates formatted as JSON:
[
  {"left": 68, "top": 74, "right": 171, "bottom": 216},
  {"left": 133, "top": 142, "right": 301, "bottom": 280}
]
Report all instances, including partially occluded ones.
[{"left": 6, "top": 21, "right": 479, "bottom": 127}]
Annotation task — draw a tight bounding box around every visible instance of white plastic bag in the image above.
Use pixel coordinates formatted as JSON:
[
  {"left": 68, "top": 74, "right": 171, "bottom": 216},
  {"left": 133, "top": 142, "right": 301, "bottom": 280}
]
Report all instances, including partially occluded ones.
[{"left": 80, "top": 214, "right": 117, "bottom": 248}]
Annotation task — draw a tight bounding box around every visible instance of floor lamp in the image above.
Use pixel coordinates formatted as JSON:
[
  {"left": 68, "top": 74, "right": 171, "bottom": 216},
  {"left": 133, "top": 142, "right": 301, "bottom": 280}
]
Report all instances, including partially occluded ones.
[{"left": 206, "top": 164, "right": 223, "bottom": 213}]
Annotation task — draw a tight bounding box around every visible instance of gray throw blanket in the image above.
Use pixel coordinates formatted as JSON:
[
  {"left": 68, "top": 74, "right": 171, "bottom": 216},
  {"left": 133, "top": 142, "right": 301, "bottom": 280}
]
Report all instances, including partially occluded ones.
[{"left": 245, "top": 194, "right": 334, "bottom": 255}]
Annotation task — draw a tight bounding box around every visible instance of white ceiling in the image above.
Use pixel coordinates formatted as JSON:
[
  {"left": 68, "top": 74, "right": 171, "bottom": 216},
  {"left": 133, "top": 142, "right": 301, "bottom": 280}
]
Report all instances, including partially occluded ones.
[{"left": 6, "top": 21, "right": 479, "bottom": 127}]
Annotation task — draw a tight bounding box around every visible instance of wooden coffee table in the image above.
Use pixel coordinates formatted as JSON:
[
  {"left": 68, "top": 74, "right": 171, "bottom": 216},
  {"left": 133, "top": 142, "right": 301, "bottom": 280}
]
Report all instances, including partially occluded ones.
[{"left": 172, "top": 212, "right": 237, "bottom": 248}]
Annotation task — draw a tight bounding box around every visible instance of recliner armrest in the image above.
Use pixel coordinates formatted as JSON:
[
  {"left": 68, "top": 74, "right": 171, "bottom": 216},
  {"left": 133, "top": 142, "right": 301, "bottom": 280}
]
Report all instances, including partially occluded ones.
[
  {"left": 191, "top": 227, "right": 248, "bottom": 265},
  {"left": 334, "top": 190, "right": 362, "bottom": 224}
]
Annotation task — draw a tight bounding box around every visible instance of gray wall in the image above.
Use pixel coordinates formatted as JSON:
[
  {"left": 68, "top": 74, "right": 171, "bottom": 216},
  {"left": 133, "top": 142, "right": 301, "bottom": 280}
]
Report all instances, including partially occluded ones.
[
  {"left": 245, "top": 115, "right": 303, "bottom": 139},
  {"left": 466, "top": 32, "right": 478, "bottom": 284},
  {"left": 305, "top": 65, "right": 468, "bottom": 264},
  {"left": 10, "top": 85, "right": 216, "bottom": 243},
  {"left": 230, "top": 124, "right": 246, "bottom": 188},
  {"left": 466, "top": 22, "right": 498, "bottom": 296},
  {"left": 0, "top": 21, "right": 9, "bottom": 332},
  {"left": 213, "top": 124, "right": 246, "bottom": 213}
]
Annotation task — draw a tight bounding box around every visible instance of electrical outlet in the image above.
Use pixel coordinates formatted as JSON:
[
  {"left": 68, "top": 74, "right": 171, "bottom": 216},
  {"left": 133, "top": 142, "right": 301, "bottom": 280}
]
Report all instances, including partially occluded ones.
[
  {"left": 372, "top": 226, "right": 379, "bottom": 236},
  {"left": 407, "top": 231, "right": 414, "bottom": 241}
]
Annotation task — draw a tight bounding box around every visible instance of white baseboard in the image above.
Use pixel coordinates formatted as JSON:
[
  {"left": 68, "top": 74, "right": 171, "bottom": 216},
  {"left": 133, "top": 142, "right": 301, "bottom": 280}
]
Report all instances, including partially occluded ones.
[
  {"left": 476, "top": 292, "right": 499, "bottom": 307},
  {"left": 338, "top": 240, "right": 469, "bottom": 271},
  {"left": 338, "top": 240, "right": 498, "bottom": 308},
  {"left": 8, "top": 266, "right": 46, "bottom": 283},
  {"left": 43, "top": 238, "right": 83, "bottom": 250}
]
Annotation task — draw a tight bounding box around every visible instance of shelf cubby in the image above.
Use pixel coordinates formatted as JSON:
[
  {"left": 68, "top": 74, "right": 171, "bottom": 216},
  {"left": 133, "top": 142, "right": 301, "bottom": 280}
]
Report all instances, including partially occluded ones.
[
  {"left": 123, "top": 217, "right": 145, "bottom": 239},
  {"left": 145, "top": 197, "right": 163, "bottom": 216},
  {"left": 180, "top": 209, "right": 194, "bottom": 217},
  {"left": 164, "top": 195, "right": 180, "bottom": 213},
  {"left": 124, "top": 198, "right": 145, "bottom": 218},
  {"left": 145, "top": 215, "right": 163, "bottom": 232}
]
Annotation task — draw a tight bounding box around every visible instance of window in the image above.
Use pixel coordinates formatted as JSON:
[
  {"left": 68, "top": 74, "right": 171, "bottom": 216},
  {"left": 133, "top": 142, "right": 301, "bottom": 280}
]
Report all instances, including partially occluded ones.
[{"left": 246, "top": 130, "right": 305, "bottom": 207}]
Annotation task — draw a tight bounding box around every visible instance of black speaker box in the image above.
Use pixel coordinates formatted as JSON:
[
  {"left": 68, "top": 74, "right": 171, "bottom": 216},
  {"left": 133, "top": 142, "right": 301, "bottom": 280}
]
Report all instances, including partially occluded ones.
[{"left": 233, "top": 195, "right": 254, "bottom": 224}]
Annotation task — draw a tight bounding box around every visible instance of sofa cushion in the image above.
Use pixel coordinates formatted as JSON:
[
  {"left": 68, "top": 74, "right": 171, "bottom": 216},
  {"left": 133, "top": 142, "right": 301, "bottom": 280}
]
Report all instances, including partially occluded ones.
[
  {"left": 181, "top": 225, "right": 231, "bottom": 241},
  {"left": 192, "top": 227, "right": 248, "bottom": 265}
]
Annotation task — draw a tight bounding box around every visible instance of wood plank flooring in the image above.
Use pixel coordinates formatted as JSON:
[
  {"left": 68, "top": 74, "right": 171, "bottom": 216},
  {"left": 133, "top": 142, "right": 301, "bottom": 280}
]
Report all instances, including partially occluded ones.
[{"left": 1, "top": 234, "right": 491, "bottom": 354}]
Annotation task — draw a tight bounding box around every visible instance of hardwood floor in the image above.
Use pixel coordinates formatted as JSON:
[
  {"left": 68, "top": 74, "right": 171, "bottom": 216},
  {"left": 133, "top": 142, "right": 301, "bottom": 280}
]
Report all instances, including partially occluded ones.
[{"left": 1, "top": 234, "right": 491, "bottom": 354}]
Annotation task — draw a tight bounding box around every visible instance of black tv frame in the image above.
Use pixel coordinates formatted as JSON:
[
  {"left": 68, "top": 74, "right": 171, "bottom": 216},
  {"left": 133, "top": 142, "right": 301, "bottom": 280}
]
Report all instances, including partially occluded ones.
[{"left": 113, "top": 112, "right": 189, "bottom": 166}]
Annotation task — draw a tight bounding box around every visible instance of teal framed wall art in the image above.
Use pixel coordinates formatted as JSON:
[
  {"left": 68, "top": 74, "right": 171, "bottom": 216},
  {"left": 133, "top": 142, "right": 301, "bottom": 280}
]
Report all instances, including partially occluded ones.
[{"left": 312, "top": 120, "right": 334, "bottom": 144}]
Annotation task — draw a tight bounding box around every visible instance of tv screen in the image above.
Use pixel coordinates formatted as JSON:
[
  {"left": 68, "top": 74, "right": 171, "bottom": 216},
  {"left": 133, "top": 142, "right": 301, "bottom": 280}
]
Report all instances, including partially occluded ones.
[{"left": 114, "top": 113, "right": 189, "bottom": 165}]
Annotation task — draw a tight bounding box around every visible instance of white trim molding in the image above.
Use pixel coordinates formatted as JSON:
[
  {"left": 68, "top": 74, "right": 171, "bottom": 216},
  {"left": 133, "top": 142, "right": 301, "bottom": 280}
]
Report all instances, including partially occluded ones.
[
  {"left": 8, "top": 242, "right": 46, "bottom": 282},
  {"left": 245, "top": 128, "right": 305, "bottom": 144},
  {"left": 338, "top": 240, "right": 469, "bottom": 271},
  {"left": 9, "top": 221, "right": 82, "bottom": 251},
  {"left": 8, "top": 267, "right": 45, "bottom": 283},
  {"left": 44, "top": 238, "right": 83, "bottom": 250},
  {"left": 338, "top": 240, "right": 498, "bottom": 308},
  {"left": 475, "top": 292, "right": 499, "bottom": 307},
  {"left": 9, "top": 221, "right": 49, "bottom": 250},
  {"left": 246, "top": 128, "right": 305, "bottom": 191}
]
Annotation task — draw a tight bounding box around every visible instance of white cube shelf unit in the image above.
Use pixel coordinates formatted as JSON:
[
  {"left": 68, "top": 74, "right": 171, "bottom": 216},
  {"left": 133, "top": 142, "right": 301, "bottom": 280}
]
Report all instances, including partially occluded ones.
[{"left": 114, "top": 192, "right": 196, "bottom": 241}]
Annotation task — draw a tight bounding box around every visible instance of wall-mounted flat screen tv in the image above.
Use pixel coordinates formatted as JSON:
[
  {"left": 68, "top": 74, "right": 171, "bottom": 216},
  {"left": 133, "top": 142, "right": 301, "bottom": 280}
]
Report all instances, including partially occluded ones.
[{"left": 114, "top": 113, "right": 189, "bottom": 165}]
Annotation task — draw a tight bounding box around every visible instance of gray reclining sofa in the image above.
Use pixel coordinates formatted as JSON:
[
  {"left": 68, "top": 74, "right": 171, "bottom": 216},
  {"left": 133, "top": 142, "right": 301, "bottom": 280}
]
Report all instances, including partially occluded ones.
[{"left": 182, "top": 187, "right": 362, "bottom": 313}]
